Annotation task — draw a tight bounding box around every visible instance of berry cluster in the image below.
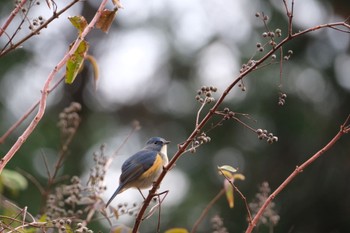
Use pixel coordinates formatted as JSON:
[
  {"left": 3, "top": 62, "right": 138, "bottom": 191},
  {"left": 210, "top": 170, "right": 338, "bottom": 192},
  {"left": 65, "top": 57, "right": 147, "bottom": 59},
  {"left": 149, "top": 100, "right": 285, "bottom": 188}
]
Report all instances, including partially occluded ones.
[
  {"left": 29, "top": 16, "right": 45, "bottom": 31},
  {"left": 114, "top": 202, "right": 139, "bottom": 217},
  {"left": 45, "top": 176, "right": 84, "bottom": 220},
  {"left": 283, "top": 50, "right": 294, "bottom": 61},
  {"left": 278, "top": 92, "right": 287, "bottom": 106},
  {"left": 189, "top": 132, "right": 211, "bottom": 153},
  {"left": 240, "top": 59, "right": 256, "bottom": 74},
  {"left": 223, "top": 107, "right": 236, "bottom": 120},
  {"left": 89, "top": 144, "right": 108, "bottom": 193},
  {"left": 75, "top": 223, "right": 93, "bottom": 233},
  {"left": 255, "top": 12, "right": 283, "bottom": 49},
  {"left": 256, "top": 129, "right": 278, "bottom": 144},
  {"left": 195, "top": 86, "right": 217, "bottom": 104}
]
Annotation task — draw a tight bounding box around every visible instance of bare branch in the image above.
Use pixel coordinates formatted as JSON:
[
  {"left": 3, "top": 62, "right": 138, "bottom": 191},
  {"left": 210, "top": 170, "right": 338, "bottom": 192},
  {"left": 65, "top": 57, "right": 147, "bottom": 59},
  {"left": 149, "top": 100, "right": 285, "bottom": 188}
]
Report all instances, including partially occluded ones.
[{"left": 245, "top": 115, "right": 350, "bottom": 233}]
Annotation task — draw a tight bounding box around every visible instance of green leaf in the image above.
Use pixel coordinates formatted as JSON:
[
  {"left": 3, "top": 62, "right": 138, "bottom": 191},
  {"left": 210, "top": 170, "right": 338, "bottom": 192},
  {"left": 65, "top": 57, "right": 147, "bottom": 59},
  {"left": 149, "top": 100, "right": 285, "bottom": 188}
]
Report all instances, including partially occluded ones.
[
  {"left": 218, "top": 165, "right": 237, "bottom": 173},
  {"left": 218, "top": 165, "right": 237, "bottom": 179},
  {"left": 65, "top": 40, "right": 89, "bottom": 84},
  {"left": 0, "top": 169, "right": 28, "bottom": 195},
  {"left": 68, "top": 16, "right": 87, "bottom": 35}
]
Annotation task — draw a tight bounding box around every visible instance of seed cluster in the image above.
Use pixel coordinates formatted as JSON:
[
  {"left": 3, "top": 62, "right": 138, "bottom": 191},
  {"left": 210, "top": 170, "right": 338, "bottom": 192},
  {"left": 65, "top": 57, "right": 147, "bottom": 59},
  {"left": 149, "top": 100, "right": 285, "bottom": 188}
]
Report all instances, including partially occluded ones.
[
  {"left": 89, "top": 144, "right": 108, "bottom": 192},
  {"left": 223, "top": 107, "right": 236, "bottom": 120},
  {"left": 278, "top": 92, "right": 287, "bottom": 106},
  {"left": 45, "top": 176, "right": 84, "bottom": 220},
  {"left": 195, "top": 86, "right": 217, "bottom": 104},
  {"left": 283, "top": 49, "right": 294, "bottom": 60},
  {"left": 57, "top": 102, "right": 82, "bottom": 138},
  {"left": 189, "top": 132, "right": 211, "bottom": 153},
  {"left": 256, "top": 129, "right": 278, "bottom": 144},
  {"left": 75, "top": 223, "right": 93, "bottom": 233},
  {"left": 240, "top": 59, "right": 256, "bottom": 74},
  {"left": 249, "top": 182, "right": 280, "bottom": 227},
  {"left": 211, "top": 214, "right": 228, "bottom": 233}
]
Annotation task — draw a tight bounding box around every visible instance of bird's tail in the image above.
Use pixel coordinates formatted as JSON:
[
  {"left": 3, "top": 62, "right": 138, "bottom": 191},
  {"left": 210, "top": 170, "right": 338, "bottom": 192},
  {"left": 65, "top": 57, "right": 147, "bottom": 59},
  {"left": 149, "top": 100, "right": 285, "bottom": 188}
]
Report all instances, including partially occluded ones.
[{"left": 105, "top": 184, "right": 124, "bottom": 207}]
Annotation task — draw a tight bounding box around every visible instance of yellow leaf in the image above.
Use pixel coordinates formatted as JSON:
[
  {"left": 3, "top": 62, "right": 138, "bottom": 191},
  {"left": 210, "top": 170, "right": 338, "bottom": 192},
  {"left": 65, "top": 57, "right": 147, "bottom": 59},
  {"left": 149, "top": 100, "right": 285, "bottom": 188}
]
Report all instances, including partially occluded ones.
[
  {"left": 218, "top": 165, "right": 237, "bottom": 179},
  {"left": 165, "top": 228, "right": 189, "bottom": 233},
  {"left": 233, "top": 173, "right": 246, "bottom": 181},
  {"left": 224, "top": 179, "right": 234, "bottom": 208},
  {"left": 110, "top": 225, "right": 133, "bottom": 233}
]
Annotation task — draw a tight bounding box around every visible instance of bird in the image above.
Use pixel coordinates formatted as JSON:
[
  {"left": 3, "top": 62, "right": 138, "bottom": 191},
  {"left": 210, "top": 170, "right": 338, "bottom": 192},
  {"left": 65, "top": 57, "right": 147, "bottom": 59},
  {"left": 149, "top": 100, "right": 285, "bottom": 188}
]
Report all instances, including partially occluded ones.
[{"left": 106, "top": 137, "right": 170, "bottom": 207}]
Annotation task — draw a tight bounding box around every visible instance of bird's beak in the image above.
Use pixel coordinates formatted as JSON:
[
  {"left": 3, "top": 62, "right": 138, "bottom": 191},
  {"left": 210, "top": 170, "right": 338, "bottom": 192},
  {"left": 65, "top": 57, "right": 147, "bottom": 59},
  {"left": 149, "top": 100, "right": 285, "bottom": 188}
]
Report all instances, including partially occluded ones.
[{"left": 164, "top": 140, "right": 170, "bottom": 144}]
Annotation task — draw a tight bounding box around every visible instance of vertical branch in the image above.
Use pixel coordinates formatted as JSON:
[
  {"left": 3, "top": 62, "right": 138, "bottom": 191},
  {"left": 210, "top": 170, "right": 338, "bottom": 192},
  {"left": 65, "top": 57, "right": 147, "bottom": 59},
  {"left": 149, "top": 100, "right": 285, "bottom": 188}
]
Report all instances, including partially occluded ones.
[
  {"left": 279, "top": 47, "right": 283, "bottom": 87},
  {"left": 0, "top": 0, "right": 110, "bottom": 174},
  {"left": 283, "top": 0, "right": 294, "bottom": 37}
]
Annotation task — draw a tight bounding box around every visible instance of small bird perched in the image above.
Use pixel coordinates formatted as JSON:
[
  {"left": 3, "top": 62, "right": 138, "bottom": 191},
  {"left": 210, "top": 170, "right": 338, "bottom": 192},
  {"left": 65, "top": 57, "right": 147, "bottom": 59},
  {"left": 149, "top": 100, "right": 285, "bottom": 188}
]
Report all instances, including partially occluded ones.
[{"left": 106, "top": 137, "right": 170, "bottom": 207}]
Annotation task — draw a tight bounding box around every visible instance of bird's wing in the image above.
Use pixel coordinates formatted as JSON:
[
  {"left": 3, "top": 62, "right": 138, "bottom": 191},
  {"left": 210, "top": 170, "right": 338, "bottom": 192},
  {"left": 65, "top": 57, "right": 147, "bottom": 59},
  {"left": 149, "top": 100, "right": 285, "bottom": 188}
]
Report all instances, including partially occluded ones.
[{"left": 119, "top": 149, "right": 157, "bottom": 185}]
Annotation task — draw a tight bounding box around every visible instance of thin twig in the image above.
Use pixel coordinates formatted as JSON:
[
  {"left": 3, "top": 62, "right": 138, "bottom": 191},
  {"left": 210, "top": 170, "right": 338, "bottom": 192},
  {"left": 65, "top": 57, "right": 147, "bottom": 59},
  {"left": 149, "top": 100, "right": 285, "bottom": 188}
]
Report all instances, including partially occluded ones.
[
  {"left": 219, "top": 170, "right": 252, "bottom": 223},
  {"left": 0, "top": 0, "right": 80, "bottom": 57},
  {"left": 196, "top": 98, "right": 208, "bottom": 126},
  {"left": 0, "top": 0, "right": 28, "bottom": 37},
  {"left": 191, "top": 189, "right": 225, "bottom": 233},
  {"left": 16, "top": 167, "right": 45, "bottom": 195}
]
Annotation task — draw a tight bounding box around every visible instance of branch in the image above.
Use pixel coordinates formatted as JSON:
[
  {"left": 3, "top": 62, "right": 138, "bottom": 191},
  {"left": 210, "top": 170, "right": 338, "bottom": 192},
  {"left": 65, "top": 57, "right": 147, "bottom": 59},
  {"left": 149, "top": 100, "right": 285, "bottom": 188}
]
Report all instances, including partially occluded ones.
[
  {"left": 191, "top": 189, "right": 225, "bottom": 233},
  {"left": 245, "top": 115, "right": 350, "bottom": 233},
  {"left": 131, "top": 19, "right": 350, "bottom": 233},
  {"left": 0, "top": 0, "right": 109, "bottom": 174}
]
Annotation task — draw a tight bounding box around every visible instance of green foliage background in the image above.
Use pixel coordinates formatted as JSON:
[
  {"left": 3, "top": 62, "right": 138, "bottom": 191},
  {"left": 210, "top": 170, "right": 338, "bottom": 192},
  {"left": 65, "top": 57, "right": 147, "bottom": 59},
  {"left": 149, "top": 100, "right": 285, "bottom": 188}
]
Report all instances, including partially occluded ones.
[{"left": 0, "top": 0, "right": 350, "bottom": 232}]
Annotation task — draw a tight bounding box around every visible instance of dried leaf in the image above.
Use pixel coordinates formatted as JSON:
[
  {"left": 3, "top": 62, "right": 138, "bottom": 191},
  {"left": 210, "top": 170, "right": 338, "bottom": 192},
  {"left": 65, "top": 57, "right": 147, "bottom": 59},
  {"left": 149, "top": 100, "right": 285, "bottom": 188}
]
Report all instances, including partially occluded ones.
[
  {"left": 86, "top": 54, "right": 99, "bottom": 90},
  {"left": 111, "top": 0, "right": 123, "bottom": 8},
  {"left": 96, "top": 9, "right": 117, "bottom": 33}
]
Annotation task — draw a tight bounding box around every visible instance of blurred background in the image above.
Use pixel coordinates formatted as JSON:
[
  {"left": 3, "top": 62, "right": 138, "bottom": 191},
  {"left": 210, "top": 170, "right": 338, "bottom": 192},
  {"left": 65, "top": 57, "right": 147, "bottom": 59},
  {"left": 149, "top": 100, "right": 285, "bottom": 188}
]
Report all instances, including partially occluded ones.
[{"left": 1, "top": 0, "right": 350, "bottom": 232}]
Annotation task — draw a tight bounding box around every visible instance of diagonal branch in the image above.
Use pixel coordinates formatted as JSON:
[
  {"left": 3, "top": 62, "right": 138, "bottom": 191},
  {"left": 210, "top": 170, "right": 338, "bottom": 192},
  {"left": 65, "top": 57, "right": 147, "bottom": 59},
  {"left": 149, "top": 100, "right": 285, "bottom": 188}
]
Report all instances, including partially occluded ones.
[{"left": 245, "top": 115, "right": 350, "bottom": 233}]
